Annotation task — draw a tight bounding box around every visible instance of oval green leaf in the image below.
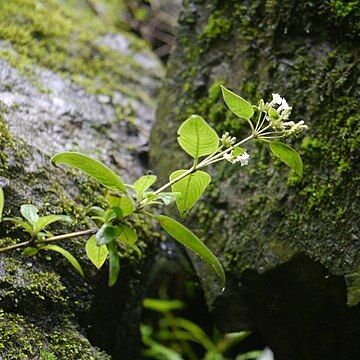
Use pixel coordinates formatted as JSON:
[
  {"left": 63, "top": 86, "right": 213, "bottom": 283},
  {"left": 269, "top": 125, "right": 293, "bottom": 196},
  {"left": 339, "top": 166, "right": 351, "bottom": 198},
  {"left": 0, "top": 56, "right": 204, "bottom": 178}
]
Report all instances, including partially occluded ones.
[
  {"left": 133, "top": 175, "right": 157, "bottom": 197},
  {"left": 20, "top": 204, "right": 39, "bottom": 226},
  {"left": 22, "top": 246, "right": 39, "bottom": 256},
  {"left": 86, "top": 235, "right": 109, "bottom": 270},
  {"left": 106, "top": 193, "right": 134, "bottom": 217},
  {"left": 108, "top": 243, "right": 120, "bottom": 286},
  {"left": 270, "top": 141, "right": 303, "bottom": 177},
  {"left": 170, "top": 170, "right": 211, "bottom": 218},
  {"left": 96, "top": 223, "right": 118, "bottom": 246},
  {"left": 177, "top": 115, "right": 219, "bottom": 159},
  {"left": 35, "top": 215, "right": 72, "bottom": 233},
  {"left": 44, "top": 244, "right": 84, "bottom": 277},
  {"left": 155, "top": 215, "right": 225, "bottom": 288},
  {"left": 0, "top": 187, "right": 4, "bottom": 222},
  {"left": 221, "top": 85, "right": 254, "bottom": 120},
  {"left": 118, "top": 224, "right": 138, "bottom": 246},
  {"left": 51, "top": 152, "right": 127, "bottom": 193}
]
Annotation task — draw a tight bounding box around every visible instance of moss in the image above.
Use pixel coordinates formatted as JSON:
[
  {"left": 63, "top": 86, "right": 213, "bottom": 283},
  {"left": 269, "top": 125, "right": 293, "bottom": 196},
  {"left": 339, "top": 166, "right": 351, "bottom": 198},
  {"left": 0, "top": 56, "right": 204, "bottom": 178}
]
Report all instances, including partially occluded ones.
[
  {"left": 201, "top": 11, "right": 233, "bottom": 41},
  {"left": 0, "top": 257, "right": 66, "bottom": 304},
  {"left": 151, "top": 0, "right": 360, "bottom": 289},
  {"left": 0, "top": 0, "right": 160, "bottom": 106},
  {"left": 0, "top": 309, "right": 110, "bottom": 359}
]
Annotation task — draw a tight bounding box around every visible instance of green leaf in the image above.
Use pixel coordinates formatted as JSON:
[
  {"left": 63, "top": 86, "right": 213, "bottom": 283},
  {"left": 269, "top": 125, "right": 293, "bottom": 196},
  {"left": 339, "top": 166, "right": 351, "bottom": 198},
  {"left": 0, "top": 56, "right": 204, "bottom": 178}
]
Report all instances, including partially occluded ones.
[
  {"left": 51, "top": 152, "right": 127, "bottom": 193},
  {"left": 35, "top": 215, "right": 72, "bottom": 233},
  {"left": 108, "top": 243, "right": 120, "bottom": 286},
  {"left": 44, "top": 244, "right": 84, "bottom": 277},
  {"left": 170, "top": 170, "right": 211, "bottom": 217},
  {"left": 220, "top": 85, "right": 254, "bottom": 120},
  {"left": 133, "top": 175, "right": 157, "bottom": 197},
  {"left": 85, "top": 235, "right": 109, "bottom": 270},
  {"left": 0, "top": 187, "right": 4, "bottom": 222},
  {"left": 232, "top": 147, "right": 246, "bottom": 157},
  {"left": 143, "top": 298, "right": 185, "bottom": 312},
  {"left": 270, "top": 141, "right": 303, "bottom": 177},
  {"left": 155, "top": 215, "right": 225, "bottom": 288},
  {"left": 152, "top": 192, "right": 180, "bottom": 206},
  {"left": 96, "top": 223, "right": 118, "bottom": 245},
  {"left": 117, "top": 224, "right": 138, "bottom": 246},
  {"left": 2, "top": 217, "right": 33, "bottom": 233},
  {"left": 106, "top": 193, "right": 134, "bottom": 217},
  {"left": 236, "top": 351, "right": 266, "bottom": 360},
  {"left": 22, "top": 246, "right": 39, "bottom": 256},
  {"left": 177, "top": 115, "right": 219, "bottom": 160},
  {"left": 20, "top": 204, "right": 39, "bottom": 226}
]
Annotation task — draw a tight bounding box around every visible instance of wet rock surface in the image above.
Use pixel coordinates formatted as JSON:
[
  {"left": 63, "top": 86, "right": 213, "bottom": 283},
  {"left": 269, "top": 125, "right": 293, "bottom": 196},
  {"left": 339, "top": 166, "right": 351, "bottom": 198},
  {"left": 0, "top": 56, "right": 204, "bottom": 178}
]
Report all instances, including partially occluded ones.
[
  {"left": 150, "top": 0, "right": 360, "bottom": 359},
  {"left": 0, "top": 0, "right": 163, "bottom": 358}
]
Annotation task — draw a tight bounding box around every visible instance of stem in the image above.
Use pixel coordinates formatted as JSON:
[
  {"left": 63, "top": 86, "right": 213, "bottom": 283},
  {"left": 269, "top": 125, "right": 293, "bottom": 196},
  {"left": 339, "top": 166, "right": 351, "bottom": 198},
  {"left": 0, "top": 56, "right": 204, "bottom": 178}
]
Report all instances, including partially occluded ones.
[
  {"left": 0, "top": 240, "right": 32, "bottom": 253},
  {"left": 138, "top": 133, "right": 255, "bottom": 210},
  {"left": 197, "top": 133, "right": 254, "bottom": 168},
  {"left": 36, "top": 228, "right": 97, "bottom": 244},
  {"left": 146, "top": 168, "right": 195, "bottom": 197},
  {"left": 0, "top": 227, "right": 97, "bottom": 253},
  {"left": 254, "top": 111, "right": 264, "bottom": 132}
]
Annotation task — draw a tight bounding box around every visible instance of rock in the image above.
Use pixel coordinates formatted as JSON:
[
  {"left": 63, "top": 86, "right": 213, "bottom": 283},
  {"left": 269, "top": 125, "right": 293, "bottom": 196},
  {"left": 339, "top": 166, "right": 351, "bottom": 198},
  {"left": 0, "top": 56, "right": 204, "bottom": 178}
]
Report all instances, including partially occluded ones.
[
  {"left": 150, "top": 0, "right": 360, "bottom": 359},
  {"left": 0, "top": 0, "right": 163, "bottom": 358}
]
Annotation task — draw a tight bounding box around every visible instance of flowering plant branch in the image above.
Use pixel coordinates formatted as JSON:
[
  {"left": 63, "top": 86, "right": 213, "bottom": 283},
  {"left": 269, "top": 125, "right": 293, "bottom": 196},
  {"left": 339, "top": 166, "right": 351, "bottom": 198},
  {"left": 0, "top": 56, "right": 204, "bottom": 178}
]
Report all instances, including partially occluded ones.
[{"left": 0, "top": 86, "right": 307, "bottom": 288}]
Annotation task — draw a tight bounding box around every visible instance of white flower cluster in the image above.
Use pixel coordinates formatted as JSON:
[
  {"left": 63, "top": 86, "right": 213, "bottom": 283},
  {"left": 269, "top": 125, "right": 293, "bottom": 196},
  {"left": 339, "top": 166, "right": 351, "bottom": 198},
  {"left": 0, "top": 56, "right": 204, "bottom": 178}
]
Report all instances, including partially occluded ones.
[
  {"left": 258, "top": 93, "right": 308, "bottom": 136},
  {"left": 223, "top": 150, "right": 250, "bottom": 166}
]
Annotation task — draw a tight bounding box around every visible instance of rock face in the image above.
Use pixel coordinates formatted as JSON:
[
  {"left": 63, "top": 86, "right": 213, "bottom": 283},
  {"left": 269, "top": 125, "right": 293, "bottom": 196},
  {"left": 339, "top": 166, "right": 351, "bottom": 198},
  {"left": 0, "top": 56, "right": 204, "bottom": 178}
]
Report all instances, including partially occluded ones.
[
  {"left": 150, "top": 0, "right": 360, "bottom": 359},
  {"left": 0, "top": 0, "right": 163, "bottom": 359}
]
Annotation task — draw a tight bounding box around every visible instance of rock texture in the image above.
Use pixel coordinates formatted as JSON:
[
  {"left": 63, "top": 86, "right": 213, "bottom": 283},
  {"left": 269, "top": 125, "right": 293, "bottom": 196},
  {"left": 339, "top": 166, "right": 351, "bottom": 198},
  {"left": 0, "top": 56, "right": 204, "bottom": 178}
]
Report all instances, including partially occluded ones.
[
  {"left": 0, "top": 0, "right": 163, "bottom": 359},
  {"left": 150, "top": 1, "right": 360, "bottom": 359}
]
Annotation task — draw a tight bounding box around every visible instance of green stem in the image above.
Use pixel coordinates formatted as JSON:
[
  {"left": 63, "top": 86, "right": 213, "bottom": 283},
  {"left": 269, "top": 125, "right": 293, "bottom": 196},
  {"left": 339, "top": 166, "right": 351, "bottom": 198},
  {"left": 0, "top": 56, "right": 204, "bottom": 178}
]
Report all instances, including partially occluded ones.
[
  {"left": 35, "top": 228, "right": 97, "bottom": 244},
  {"left": 138, "top": 133, "right": 255, "bottom": 210},
  {"left": 197, "top": 133, "right": 254, "bottom": 168},
  {"left": 0, "top": 227, "right": 97, "bottom": 253}
]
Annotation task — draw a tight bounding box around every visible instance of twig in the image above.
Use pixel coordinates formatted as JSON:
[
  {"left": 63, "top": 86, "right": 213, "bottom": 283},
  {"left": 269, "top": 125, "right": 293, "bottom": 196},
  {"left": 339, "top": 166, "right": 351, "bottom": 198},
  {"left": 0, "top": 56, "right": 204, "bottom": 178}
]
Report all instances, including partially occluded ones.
[{"left": 0, "top": 227, "right": 97, "bottom": 254}]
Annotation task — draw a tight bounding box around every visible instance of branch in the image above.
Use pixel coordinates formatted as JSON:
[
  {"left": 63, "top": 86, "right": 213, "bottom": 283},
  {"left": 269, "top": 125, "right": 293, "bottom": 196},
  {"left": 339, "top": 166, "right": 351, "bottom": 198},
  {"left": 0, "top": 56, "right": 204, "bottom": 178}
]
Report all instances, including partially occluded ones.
[{"left": 0, "top": 227, "right": 97, "bottom": 254}]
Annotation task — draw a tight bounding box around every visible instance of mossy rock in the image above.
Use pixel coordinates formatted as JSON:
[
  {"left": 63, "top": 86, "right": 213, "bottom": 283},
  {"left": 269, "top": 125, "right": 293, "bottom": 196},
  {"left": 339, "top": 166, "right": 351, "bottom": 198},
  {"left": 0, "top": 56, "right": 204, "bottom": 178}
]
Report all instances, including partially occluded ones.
[
  {"left": 150, "top": 0, "right": 360, "bottom": 358},
  {"left": 0, "top": 0, "right": 163, "bottom": 358}
]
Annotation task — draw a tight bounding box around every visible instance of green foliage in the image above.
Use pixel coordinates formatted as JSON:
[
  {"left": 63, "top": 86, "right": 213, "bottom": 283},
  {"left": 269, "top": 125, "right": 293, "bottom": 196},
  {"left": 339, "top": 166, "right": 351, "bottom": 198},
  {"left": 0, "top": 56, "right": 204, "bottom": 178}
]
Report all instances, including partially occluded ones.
[
  {"left": 270, "top": 142, "right": 303, "bottom": 177},
  {"left": 220, "top": 85, "right": 254, "bottom": 124},
  {"left": 155, "top": 215, "right": 225, "bottom": 289},
  {"left": 4, "top": 204, "right": 72, "bottom": 239},
  {"left": 133, "top": 175, "right": 158, "bottom": 198},
  {"left": 44, "top": 244, "right": 84, "bottom": 277},
  {"left": 0, "top": 85, "right": 307, "bottom": 290},
  {"left": 141, "top": 298, "right": 265, "bottom": 360},
  {"left": 51, "top": 152, "right": 127, "bottom": 193},
  {"left": 108, "top": 243, "right": 120, "bottom": 287},
  {"left": 170, "top": 170, "right": 211, "bottom": 217},
  {"left": 177, "top": 115, "right": 219, "bottom": 160},
  {"left": 86, "top": 235, "right": 108, "bottom": 270}
]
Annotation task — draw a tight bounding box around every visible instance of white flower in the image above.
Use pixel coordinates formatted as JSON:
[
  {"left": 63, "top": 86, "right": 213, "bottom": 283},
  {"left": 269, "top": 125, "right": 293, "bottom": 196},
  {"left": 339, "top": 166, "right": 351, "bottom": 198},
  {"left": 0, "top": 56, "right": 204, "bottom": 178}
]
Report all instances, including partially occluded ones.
[
  {"left": 277, "top": 97, "right": 289, "bottom": 112},
  {"left": 234, "top": 151, "right": 250, "bottom": 166},
  {"left": 223, "top": 150, "right": 250, "bottom": 166},
  {"left": 271, "top": 93, "right": 283, "bottom": 105},
  {"left": 223, "top": 151, "right": 234, "bottom": 161}
]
